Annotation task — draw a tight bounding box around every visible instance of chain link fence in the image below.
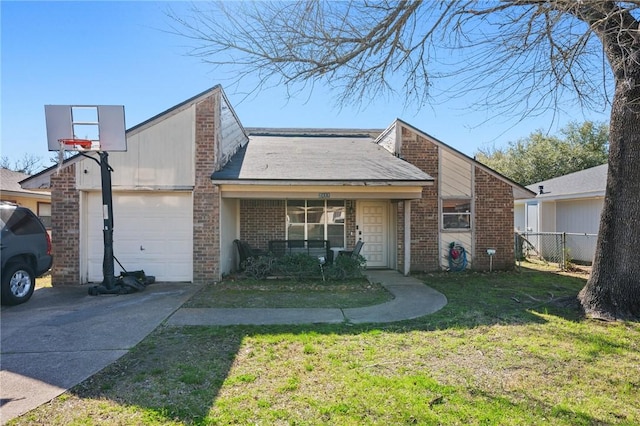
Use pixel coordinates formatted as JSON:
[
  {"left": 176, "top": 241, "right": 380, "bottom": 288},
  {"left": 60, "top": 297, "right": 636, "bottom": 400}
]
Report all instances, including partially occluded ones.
[{"left": 515, "top": 232, "right": 598, "bottom": 269}]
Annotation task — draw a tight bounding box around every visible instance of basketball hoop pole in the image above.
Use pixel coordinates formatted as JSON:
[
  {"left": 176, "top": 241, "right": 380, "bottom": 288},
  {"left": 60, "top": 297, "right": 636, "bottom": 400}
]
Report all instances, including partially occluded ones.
[
  {"left": 99, "top": 152, "right": 116, "bottom": 290},
  {"left": 45, "top": 104, "right": 135, "bottom": 295}
]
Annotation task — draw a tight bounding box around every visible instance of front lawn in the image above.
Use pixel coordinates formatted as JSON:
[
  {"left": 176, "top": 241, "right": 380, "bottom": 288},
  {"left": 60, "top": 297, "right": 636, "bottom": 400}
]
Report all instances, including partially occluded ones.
[
  {"left": 12, "top": 267, "right": 640, "bottom": 425},
  {"left": 183, "top": 277, "right": 393, "bottom": 308}
]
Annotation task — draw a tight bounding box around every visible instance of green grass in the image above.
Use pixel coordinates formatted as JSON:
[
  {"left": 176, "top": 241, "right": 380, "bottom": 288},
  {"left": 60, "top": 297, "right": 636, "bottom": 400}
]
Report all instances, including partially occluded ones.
[
  {"left": 10, "top": 267, "right": 640, "bottom": 425},
  {"left": 183, "top": 277, "right": 393, "bottom": 308}
]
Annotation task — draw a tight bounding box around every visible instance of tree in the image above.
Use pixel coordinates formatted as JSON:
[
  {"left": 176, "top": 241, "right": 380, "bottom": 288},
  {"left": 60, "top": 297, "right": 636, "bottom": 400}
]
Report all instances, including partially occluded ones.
[
  {"left": 170, "top": 1, "right": 640, "bottom": 320},
  {"left": 0, "top": 153, "right": 43, "bottom": 175},
  {"left": 476, "top": 121, "right": 609, "bottom": 185}
]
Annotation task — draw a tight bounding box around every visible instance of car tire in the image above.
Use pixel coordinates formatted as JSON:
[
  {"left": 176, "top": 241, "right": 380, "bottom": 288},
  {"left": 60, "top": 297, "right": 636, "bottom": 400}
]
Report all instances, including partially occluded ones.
[{"left": 1, "top": 262, "right": 35, "bottom": 306}]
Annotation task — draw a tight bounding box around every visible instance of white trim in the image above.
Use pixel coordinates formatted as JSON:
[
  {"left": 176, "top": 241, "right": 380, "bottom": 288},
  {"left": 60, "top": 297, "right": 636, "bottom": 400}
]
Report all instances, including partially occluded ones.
[
  {"left": 80, "top": 191, "right": 88, "bottom": 284},
  {"left": 515, "top": 191, "right": 605, "bottom": 203},
  {"left": 404, "top": 200, "right": 411, "bottom": 276},
  {"left": 218, "top": 184, "right": 426, "bottom": 200}
]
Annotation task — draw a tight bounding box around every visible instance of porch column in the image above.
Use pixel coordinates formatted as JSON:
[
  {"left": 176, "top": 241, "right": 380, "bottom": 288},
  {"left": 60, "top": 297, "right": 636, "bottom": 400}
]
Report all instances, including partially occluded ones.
[{"left": 404, "top": 200, "right": 411, "bottom": 276}]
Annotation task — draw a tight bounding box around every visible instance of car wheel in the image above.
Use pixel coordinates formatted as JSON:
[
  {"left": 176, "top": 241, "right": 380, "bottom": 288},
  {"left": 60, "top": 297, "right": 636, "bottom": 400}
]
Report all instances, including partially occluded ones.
[{"left": 1, "top": 262, "right": 35, "bottom": 306}]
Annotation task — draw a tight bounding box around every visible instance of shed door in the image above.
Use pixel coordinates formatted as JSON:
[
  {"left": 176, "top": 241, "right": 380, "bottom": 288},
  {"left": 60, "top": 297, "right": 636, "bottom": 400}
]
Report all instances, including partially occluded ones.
[
  {"left": 356, "top": 201, "right": 389, "bottom": 268},
  {"left": 526, "top": 203, "right": 539, "bottom": 233},
  {"left": 86, "top": 192, "right": 193, "bottom": 282},
  {"left": 525, "top": 202, "right": 540, "bottom": 254}
]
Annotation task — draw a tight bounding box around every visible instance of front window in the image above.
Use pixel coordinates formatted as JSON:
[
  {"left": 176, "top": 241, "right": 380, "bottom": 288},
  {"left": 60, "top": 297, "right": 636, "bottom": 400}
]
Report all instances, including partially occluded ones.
[
  {"left": 286, "top": 200, "right": 345, "bottom": 247},
  {"left": 442, "top": 199, "right": 471, "bottom": 229}
]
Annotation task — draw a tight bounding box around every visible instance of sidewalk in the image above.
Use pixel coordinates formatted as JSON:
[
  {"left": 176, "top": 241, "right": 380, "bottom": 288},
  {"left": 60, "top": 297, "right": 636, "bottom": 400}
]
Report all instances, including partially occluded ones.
[{"left": 166, "top": 270, "right": 448, "bottom": 326}]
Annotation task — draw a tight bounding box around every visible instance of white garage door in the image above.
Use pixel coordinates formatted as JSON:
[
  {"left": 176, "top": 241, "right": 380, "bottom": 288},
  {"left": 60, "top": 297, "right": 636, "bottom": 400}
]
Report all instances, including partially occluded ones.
[{"left": 86, "top": 192, "right": 193, "bottom": 282}]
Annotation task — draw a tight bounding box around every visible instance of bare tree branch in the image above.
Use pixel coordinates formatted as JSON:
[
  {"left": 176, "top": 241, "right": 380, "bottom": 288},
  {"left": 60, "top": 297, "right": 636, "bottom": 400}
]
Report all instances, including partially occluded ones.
[
  {"left": 1, "top": 153, "right": 43, "bottom": 174},
  {"left": 166, "top": 1, "right": 638, "bottom": 120}
]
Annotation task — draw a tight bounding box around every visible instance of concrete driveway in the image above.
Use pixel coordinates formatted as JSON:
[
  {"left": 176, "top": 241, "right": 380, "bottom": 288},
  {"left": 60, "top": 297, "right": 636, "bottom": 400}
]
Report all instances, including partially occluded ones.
[{"left": 0, "top": 283, "right": 201, "bottom": 424}]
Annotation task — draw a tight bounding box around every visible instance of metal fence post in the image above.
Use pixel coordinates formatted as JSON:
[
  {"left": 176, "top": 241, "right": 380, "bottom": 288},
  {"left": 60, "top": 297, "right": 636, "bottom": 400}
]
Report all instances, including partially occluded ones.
[{"left": 561, "top": 232, "right": 566, "bottom": 271}]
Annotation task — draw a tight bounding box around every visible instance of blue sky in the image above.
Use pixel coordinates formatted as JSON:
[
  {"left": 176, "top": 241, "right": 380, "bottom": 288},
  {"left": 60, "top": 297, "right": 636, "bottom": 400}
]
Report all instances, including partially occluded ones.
[{"left": 1, "top": 1, "right": 610, "bottom": 171}]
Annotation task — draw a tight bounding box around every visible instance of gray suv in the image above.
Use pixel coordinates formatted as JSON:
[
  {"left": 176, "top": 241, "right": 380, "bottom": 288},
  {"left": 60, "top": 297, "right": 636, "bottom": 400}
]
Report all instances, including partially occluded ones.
[{"left": 1, "top": 202, "right": 53, "bottom": 305}]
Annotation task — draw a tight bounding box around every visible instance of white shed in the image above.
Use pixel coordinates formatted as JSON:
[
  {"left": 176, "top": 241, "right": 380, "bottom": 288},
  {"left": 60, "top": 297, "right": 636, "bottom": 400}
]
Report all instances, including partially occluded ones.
[{"left": 514, "top": 164, "right": 606, "bottom": 263}]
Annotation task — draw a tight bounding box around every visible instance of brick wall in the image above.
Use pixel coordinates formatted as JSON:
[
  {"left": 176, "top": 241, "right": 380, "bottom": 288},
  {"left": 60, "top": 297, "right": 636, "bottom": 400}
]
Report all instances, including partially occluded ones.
[
  {"left": 398, "top": 127, "right": 440, "bottom": 271},
  {"left": 240, "top": 200, "right": 286, "bottom": 250},
  {"left": 50, "top": 164, "right": 79, "bottom": 285},
  {"left": 474, "top": 167, "right": 515, "bottom": 270},
  {"left": 345, "top": 200, "right": 357, "bottom": 249},
  {"left": 193, "top": 95, "right": 220, "bottom": 283}
]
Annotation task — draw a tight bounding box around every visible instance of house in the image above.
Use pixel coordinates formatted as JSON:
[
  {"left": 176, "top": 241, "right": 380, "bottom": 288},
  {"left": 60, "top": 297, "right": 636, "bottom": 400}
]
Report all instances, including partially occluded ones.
[
  {"left": 514, "top": 164, "right": 607, "bottom": 263},
  {"left": 1, "top": 168, "right": 51, "bottom": 228},
  {"left": 22, "top": 86, "right": 535, "bottom": 286}
]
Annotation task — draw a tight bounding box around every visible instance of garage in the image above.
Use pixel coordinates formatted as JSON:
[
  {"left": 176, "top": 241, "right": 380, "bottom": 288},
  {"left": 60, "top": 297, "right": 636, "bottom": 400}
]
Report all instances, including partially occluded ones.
[{"left": 86, "top": 192, "right": 193, "bottom": 282}]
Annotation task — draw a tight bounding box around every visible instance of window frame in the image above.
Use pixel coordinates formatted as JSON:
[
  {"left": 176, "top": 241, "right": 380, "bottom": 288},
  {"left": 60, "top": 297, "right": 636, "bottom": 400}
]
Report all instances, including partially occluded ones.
[
  {"left": 37, "top": 202, "right": 52, "bottom": 229},
  {"left": 441, "top": 198, "right": 472, "bottom": 230},
  {"left": 286, "top": 200, "right": 346, "bottom": 247}
]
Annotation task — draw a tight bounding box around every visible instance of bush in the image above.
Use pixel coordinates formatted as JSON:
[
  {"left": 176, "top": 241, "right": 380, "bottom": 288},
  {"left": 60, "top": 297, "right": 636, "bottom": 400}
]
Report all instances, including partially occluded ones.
[
  {"left": 325, "top": 254, "right": 367, "bottom": 280},
  {"left": 274, "top": 253, "right": 322, "bottom": 280},
  {"left": 243, "top": 256, "right": 276, "bottom": 280},
  {"left": 242, "top": 253, "right": 367, "bottom": 281}
]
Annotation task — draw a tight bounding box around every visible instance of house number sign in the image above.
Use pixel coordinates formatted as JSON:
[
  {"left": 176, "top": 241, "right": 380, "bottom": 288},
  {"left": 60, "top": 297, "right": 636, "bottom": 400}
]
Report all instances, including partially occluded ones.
[{"left": 318, "top": 192, "right": 331, "bottom": 199}]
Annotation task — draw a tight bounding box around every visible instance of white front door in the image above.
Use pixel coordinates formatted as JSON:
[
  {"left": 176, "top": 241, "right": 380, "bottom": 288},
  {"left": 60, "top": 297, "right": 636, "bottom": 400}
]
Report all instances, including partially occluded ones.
[{"left": 356, "top": 200, "right": 389, "bottom": 268}]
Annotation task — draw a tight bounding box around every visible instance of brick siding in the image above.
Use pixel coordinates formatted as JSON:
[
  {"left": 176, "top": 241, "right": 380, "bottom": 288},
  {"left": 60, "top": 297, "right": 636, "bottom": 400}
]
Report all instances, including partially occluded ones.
[
  {"left": 193, "top": 95, "right": 220, "bottom": 283},
  {"left": 398, "top": 127, "right": 440, "bottom": 271},
  {"left": 474, "top": 167, "right": 515, "bottom": 270},
  {"left": 50, "top": 164, "right": 79, "bottom": 285},
  {"left": 397, "top": 125, "right": 515, "bottom": 271},
  {"left": 345, "top": 200, "right": 357, "bottom": 249},
  {"left": 239, "top": 200, "right": 286, "bottom": 250}
]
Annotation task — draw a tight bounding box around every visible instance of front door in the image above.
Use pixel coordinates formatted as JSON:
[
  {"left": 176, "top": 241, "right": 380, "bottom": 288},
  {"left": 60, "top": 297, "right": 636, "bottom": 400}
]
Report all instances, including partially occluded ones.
[{"left": 356, "top": 200, "right": 389, "bottom": 268}]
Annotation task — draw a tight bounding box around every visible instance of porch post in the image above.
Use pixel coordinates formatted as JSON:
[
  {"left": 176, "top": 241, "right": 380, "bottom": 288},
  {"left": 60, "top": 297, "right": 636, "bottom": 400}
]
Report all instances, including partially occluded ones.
[{"left": 404, "top": 200, "right": 411, "bottom": 276}]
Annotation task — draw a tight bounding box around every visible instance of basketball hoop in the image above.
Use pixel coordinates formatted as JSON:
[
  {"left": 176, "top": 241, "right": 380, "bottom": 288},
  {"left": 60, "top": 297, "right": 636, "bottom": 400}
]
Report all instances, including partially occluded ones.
[
  {"left": 58, "top": 138, "right": 93, "bottom": 150},
  {"left": 56, "top": 138, "right": 94, "bottom": 174}
]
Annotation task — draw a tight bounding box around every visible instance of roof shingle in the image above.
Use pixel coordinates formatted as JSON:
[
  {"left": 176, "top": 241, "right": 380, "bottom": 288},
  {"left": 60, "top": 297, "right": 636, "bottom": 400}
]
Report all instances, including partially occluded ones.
[{"left": 211, "top": 135, "right": 433, "bottom": 184}]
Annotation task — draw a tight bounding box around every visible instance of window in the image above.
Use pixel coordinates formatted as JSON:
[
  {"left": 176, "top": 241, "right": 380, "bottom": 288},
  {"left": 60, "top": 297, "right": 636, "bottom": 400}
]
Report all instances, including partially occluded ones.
[
  {"left": 38, "top": 202, "right": 52, "bottom": 229},
  {"left": 442, "top": 199, "right": 471, "bottom": 229},
  {"left": 286, "top": 200, "right": 345, "bottom": 247}
]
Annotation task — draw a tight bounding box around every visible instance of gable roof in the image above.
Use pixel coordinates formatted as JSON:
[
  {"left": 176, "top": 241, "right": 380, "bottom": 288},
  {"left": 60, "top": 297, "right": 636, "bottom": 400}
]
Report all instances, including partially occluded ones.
[
  {"left": 381, "top": 119, "right": 536, "bottom": 200},
  {"left": 211, "top": 131, "right": 434, "bottom": 185},
  {"left": 1, "top": 168, "right": 50, "bottom": 198},
  {"left": 525, "top": 163, "right": 607, "bottom": 201}
]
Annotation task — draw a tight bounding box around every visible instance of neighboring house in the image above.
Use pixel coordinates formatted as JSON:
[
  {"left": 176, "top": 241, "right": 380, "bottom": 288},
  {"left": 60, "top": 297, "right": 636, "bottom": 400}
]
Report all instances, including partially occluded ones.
[
  {"left": 22, "top": 86, "right": 535, "bottom": 286},
  {"left": 0, "top": 168, "right": 51, "bottom": 228},
  {"left": 514, "top": 164, "right": 607, "bottom": 263}
]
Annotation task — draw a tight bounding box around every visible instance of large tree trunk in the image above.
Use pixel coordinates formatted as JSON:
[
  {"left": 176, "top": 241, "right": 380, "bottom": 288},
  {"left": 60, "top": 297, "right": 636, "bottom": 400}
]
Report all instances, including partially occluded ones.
[{"left": 578, "top": 15, "right": 640, "bottom": 320}]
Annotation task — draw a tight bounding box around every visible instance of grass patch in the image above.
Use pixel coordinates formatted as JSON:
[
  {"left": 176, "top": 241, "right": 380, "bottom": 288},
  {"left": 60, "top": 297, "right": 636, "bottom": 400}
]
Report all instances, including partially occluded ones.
[
  {"left": 183, "top": 277, "right": 393, "bottom": 308},
  {"left": 35, "top": 273, "right": 52, "bottom": 289},
  {"left": 9, "top": 267, "right": 640, "bottom": 425}
]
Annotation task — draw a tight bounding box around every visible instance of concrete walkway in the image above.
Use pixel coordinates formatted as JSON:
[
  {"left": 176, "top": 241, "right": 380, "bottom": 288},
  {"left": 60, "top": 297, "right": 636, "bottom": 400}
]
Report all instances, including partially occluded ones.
[
  {"left": 167, "top": 270, "right": 448, "bottom": 326},
  {"left": 0, "top": 271, "right": 446, "bottom": 424}
]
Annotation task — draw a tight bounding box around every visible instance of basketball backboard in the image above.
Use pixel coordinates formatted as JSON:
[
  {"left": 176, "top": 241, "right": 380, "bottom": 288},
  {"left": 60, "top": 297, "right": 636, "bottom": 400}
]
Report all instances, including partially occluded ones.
[{"left": 45, "top": 105, "right": 127, "bottom": 152}]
